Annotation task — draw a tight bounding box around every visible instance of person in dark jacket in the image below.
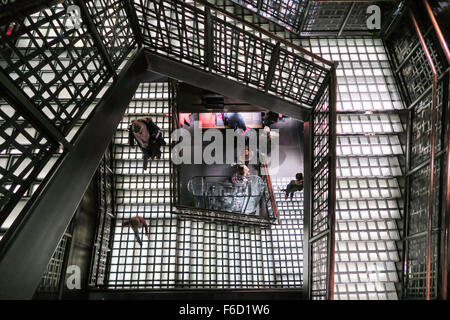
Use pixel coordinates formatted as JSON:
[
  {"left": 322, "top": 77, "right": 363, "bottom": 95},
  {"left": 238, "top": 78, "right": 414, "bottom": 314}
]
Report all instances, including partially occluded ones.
[
  {"left": 218, "top": 112, "right": 250, "bottom": 135},
  {"left": 129, "top": 117, "right": 167, "bottom": 170},
  {"left": 281, "top": 173, "right": 304, "bottom": 200},
  {"left": 262, "top": 111, "right": 282, "bottom": 128},
  {"left": 121, "top": 216, "right": 149, "bottom": 247},
  {"left": 231, "top": 164, "right": 249, "bottom": 185}
]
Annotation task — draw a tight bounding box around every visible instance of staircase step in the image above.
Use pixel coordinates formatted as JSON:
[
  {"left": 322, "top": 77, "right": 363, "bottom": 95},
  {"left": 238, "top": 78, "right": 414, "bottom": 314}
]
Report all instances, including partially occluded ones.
[
  {"left": 334, "top": 283, "right": 398, "bottom": 300},
  {"left": 337, "top": 135, "right": 404, "bottom": 156},
  {"left": 337, "top": 113, "right": 404, "bottom": 135},
  {"left": 334, "top": 261, "right": 399, "bottom": 283},
  {"left": 335, "top": 240, "right": 400, "bottom": 263},
  {"left": 337, "top": 156, "right": 403, "bottom": 178}
]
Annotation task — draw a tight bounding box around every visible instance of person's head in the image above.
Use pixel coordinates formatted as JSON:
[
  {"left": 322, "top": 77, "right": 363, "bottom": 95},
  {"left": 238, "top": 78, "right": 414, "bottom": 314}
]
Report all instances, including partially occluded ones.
[
  {"left": 296, "top": 173, "right": 303, "bottom": 181},
  {"left": 132, "top": 121, "right": 142, "bottom": 134},
  {"left": 237, "top": 165, "right": 249, "bottom": 176}
]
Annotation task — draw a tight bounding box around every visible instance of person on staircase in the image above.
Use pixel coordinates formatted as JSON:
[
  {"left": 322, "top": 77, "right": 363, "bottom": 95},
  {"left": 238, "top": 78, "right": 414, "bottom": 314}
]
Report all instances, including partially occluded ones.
[
  {"left": 129, "top": 116, "right": 167, "bottom": 170},
  {"left": 231, "top": 164, "right": 249, "bottom": 185},
  {"left": 121, "top": 216, "right": 149, "bottom": 247},
  {"left": 281, "top": 173, "right": 304, "bottom": 200}
]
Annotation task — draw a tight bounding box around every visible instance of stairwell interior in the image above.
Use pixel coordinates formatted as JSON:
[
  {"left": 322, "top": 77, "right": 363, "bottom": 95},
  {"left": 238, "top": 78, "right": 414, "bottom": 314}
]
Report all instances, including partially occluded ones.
[{"left": 0, "top": 0, "right": 449, "bottom": 300}]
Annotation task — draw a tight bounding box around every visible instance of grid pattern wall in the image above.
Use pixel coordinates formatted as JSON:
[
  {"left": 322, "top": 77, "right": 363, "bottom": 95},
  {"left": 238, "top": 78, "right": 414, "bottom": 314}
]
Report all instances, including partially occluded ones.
[
  {"left": 209, "top": 0, "right": 395, "bottom": 37},
  {"left": 105, "top": 82, "right": 305, "bottom": 289},
  {"left": 385, "top": 6, "right": 449, "bottom": 299},
  {"left": 0, "top": 1, "right": 135, "bottom": 245},
  {"left": 300, "top": 37, "right": 404, "bottom": 300},
  {"left": 132, "top": 0, "right": 329, "bottom": 107}
]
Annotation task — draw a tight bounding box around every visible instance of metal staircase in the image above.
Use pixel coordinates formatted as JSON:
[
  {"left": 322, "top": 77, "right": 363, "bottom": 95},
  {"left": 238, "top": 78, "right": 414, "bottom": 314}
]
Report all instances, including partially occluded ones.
[
  {"left": 107, "top": 81, "right": 306, "bottom": 289},
  {"left": 195, "top": 1, "right": 406, "bottom": 299}
]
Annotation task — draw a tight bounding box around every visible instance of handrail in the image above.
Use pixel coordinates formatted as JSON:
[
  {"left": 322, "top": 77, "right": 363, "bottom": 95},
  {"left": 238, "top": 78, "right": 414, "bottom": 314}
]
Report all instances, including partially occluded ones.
[
  {"left": 262, "top": 156, "right": 279, "bottom": 223},
  {"left": 192, "top": 0, "right": 334, "bottom": 68},
  {"left": 135, "top": 0, "right": 331, "bottom": 109},
  {"left": 410, "top": 9, "right": 438, "bottom": 301},
  {"left": 423, "top": 0, "right": 450, "bottom": 64}
]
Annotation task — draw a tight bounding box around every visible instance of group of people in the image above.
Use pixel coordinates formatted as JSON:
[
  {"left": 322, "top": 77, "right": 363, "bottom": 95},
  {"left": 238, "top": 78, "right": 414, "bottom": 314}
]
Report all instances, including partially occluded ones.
[{"left": 125, "top": 111, "right": 302, "bottom": 247}]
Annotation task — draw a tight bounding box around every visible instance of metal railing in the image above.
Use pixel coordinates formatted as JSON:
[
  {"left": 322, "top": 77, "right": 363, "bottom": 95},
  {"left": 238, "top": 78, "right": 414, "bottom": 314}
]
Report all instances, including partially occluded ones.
[
  {"left": 384, "top": 0, "right": 450, "bottom": 300},
  {"left": 132, "top": 0, "right": 331, "bottom": 108},
  {"left": 176, "top": 173, "right": 278, "bottom": 226},
  {"left": 305, "top": 64, "right": 337, "bottom": 300}
]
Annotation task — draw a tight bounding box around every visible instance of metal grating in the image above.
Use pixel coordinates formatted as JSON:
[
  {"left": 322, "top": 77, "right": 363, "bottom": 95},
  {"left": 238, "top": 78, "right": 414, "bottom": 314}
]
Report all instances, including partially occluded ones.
[
  {"left": 384, "top": 2, "right": 449, "bottom": 299},
  {"left": 0, "top": 1, "right": 112, "bottom": 135},
  {"left": 0, "top": 0, "right": 136, "bottom": 246},
  {"left": 132, "top": 0, "right": 329, "bottom": 107},
  {"left": 404, "top": 233, "right": 439, "bottom": 299},
  {"left": 0, "top": 97, "right": 57, "bottom": 228},
  {"left": 84, "top": 0, "right": 136, "bottom": 69},
  {"left": 310, "top": 234, "right": 328, "bottom": 300},
  {"left": 307, "top": 65, "right": 335, "bottom": 300},
  {"left": 101, "top": 81, "right": 306, "bottom": 290},
  {"left": 89, "top": 146, "right": 116, "bottom": 287},
  {"left": 34, "top": 224, "right": 73, "bottom": 299}
]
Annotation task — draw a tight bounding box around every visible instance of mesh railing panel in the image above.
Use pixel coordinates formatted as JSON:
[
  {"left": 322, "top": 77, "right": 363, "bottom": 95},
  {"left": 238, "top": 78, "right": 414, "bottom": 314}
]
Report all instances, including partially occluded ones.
[
  {"left": 384, "top": 3, "right": 449, "bottom": 299},
  {"left": 0, "top": 0, "right": 136, "bottom": 240},
  {"left": 0, "top": 97, "right": 57, "bottom": 227},
  {"left": 84, "top": 0, "right": 136, "bottom": 69},
  {"left": 0, "top": 1, "right": 112, "bottom": 135},
  {"left": 133, "top": 0, "right": 329, "bottom": 107}
]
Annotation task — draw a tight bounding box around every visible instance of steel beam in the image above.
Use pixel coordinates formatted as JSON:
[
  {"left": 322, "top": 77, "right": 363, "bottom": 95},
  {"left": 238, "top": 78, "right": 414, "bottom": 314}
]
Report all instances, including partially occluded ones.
[
  {"left": 264, "top": 42, "right": 280, "bottom": 92},
  {"left": 0, "top": 49, "right": 163, "bottom": 300},
  {"left": 441, "top": 75, "right": 450, "bottom": 300},
  {"left": 74, "top": 0, "right": 117, "bottom": 79},
  {"left": 204, "top": 7, "right": 214, "bottom": 70},
  {"left": 327, "top": 65, "right": 338, "bottom": 301},
  {"left": 0, "top": 69, "right": 71, "bottom": 150},
  {"left": 337, "top": 2, "right": 356, "bottom": 38},
  {"left": 302, "top": 120, "right": 312, "bottom": 300},
  {"left": 122, "top": 0, "right": 145, "bottom": 48},
  {"left": 144, "top": 51, "right": 311, "bottom": 121}
]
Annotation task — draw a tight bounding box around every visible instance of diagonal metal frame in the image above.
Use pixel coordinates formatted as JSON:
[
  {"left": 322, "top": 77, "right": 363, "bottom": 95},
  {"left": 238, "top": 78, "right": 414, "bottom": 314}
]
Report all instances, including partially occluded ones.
[
  {"left": 144, "top": 50, "right": 311, "bottom": 121},
  {"left": 74, "top": 0, "right": 117, "bottom": 80},
  {"left": 0, "top": 49, "right": 165, "bottom": 299},
  {"left": 0, "top": 70, "right": 71, "bottom": 150}
]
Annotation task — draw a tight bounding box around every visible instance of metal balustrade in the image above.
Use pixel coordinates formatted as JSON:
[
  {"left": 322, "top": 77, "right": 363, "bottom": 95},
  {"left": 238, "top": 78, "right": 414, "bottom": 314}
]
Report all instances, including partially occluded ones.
[
  {"left": 384, "top": 0, "right": 449, "bottom": 299},
  {"left": 0, "top": 0, "right": 135, "bottom": 247},
  {"left": 132, "top": 0, "right": 330, "bottom": 108}
]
